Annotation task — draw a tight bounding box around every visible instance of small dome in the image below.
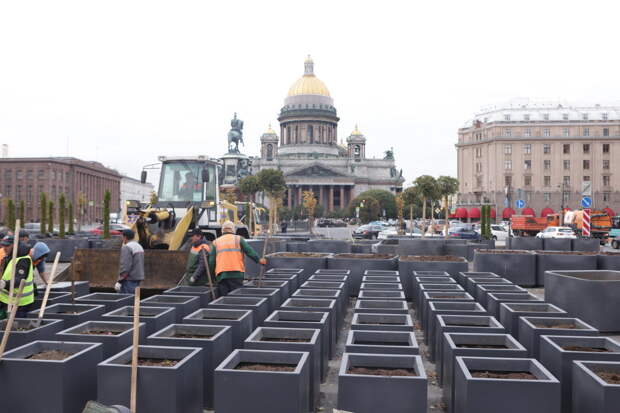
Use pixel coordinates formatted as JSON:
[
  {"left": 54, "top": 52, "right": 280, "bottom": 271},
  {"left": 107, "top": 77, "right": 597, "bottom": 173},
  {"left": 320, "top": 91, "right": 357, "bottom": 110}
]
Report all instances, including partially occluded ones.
[
  {"left": 261, "top": 124, "right": 278, "bottom": 141},
  {"left": 350, "top": 124, "right": 363, "bottom": 136},
  {"left": 287, "top": 56, "right": 331, "bottom": 97}
]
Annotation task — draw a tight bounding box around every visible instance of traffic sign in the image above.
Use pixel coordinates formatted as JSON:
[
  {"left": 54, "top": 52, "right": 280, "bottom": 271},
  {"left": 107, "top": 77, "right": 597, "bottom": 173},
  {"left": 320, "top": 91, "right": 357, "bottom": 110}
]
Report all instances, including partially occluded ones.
[
  {"left": 582, "top": 208, "right": 591, "bottom": 237},
  {"left": 581, "top": 196, "right": 592, "bottom": 208},
  {"left": 515, "top": 199, "right": 525, "bottom": 209}
]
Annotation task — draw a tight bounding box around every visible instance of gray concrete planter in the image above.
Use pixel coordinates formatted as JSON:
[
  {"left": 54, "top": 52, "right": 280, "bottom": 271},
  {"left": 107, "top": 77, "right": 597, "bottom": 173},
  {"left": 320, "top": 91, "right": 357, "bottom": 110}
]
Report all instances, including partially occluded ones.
[
  {"left": 535, "top": 251, "right": 598, "bottom": 286},
  {"left": 244, "top": 327, "right": 321, "bottom": 411},
  {"left": 183, "top": 308, "right": 252, "bottom": 349},
  {"left": 266, "top": 267, "right": 304, "bottom": 275},
  {"left": 486, "top": 292, "right": 543, "bottom": 318},
  {"left": 76, "top": 292, "right": 134, "bottom": 312},
  {"left": 314, "top": 268, "right": 351, "bottom": 275},
  {"left": 228, "top": 287, "right": 281, "bottom": 313},
  {"left": 267, "top": 252, "right": 330, "bottom": 281},
  {"left": 351, "top": 312, "right": 414, "bottom": 333},
  {"left": 245, "top": 279, "right": 291, "bottom": 299},
  {"left": 208, "top": 296, "right": 269, "bottom": 329},
  {"left": 351, "top": 243, "right": 373, "bottom": 253},
  {"left": 214, "top": 349, "right": 310, "bottom": 413},
  {"left": 300, "top": 280, "right": 345, "bottom": 292},
  {"left": 572, "top": 238, "right": 601, "bottom": 252},
  {"left": 456, "top": 271, "right": 499, "bottom": 288},
  {"left": 280, "top": 298, "right": 337, "bottom": 358},
  {"left": 426, "top": 302, "right": 487, "bottom": 359},
  {"left": 543, "top": 238, "right": 572, "bottom": 251},
  {"left": 508, "top": 236, "right": 543, "bottom": 250},
  {"left": 27, "top": 303, "right": 105, "bottom": 329},
  {"left": 443, "top": 334, "right": 529, "bottom": 413},
  {"left": 406, "top": 269, "right": 451, "bottom": 301},
  {"left": 358, "top": 290, "right": 406, "bottom": 300},
  {"left": 354, "top": 299, "right": 408, "bottom": 314},
  {"left": 264, "top": 273, "right": 300, "bottom": 290},
  {"left": 338, "top": 353, "right": 427, "bottom": 413},
  {"left": 292, "top": 288, "right": 344, "bottom": 331},
  {"left": 0, "top": 318, "right": 65, "bottom": 351},
  {"left": 475, "top": 284, "right": 527, "bottom": 308},
  {"left": 453, "top": 356, "right": 560, "bottom": 413},
  {"left": 539, "top": 335, "right": 620, "bottom": 413},
  {"left": 307, "top": 239, "right": 351, "bottom": 253},
  {"left": 399, "top": 256, "right": 468, "bottom": 280},
  {"left": 466, "top": 277, "right": 512, "bottom": 297},
  {"left": 359, "top": 283, "right": 403, "bottom": 294},
  {"left": 397, "top": 238, "right": 446, "bottom": 256},
  {"left": 286, "top": 241, "right": 309, "bottom": 252},
  {"left": 499, "top": 302, "right": 567, "bottom": 339},
  {"left": 146, "top": 324, "right": 232, "bottom": 409},
  {"left": 327, "top": 254, "right": 398, "bottom": 296},
  {"left": 446, "top": 243, "right": 469, "bottom": 260},
  {"left": 420, "top": 291, "right": 474, "bottom": 328},
  {"left": 32, "top": 291, "right": 72, "bottom": 309},
  {"left": 362, "top": 275, "right": 401, "bottom": 283},
  {"left": 345, "top": 330, "right": 419, "bottom": 355},
  {"left": 544, "top": 270, "right": 620, "bottom": 331},
  {"left": 38, "top": 280, "right": 90, "bottom": 297},
  {"left": 56, "top": 320, "right": 146, "bottom": 358},
  {"left": 98, "top": 345, "right": 204, "bottom": 413},
  {"left": 102, "top": 305, "right": 176, "bottom": 335},
  {"left": 473, "top": 250, "right": 537, "bottom": 286},
  {"left": 307, "top": 274, "right": 350, "bottom": 297},
  {"left": 416, "top": 283, "right": 465, "bottom": 315},
  {"left": 412, "top": 276, "right": 455, "bottom": 302},
  {"left": 0, "top": 340, "right": 103, "bottom": 413},
  {"left": 163, "top": 285, "right": 213, "bottom": 306},
  {"left": 597, "top": 252, "right": 620, "bottom": 270},
  {"left": 141, "top": 294, "right": 200, "bottom": 323},
  {"left": 518, "top": 316, "right": 599, "bottom": 359},
  {"left": 572, "top": 360, "right": 620, "bottom": 413}
]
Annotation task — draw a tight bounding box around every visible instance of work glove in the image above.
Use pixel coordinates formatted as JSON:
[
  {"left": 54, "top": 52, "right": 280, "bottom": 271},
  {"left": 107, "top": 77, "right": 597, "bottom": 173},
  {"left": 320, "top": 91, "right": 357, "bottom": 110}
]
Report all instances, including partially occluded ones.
[
  {"left": 0, "top": 279, "right": 5, "bottom": 290},
  {"left": 189, "top": 275, "right": 197, "bottom": 284},
  {"left": 114, "top": 282, "right": 122, "bottom": 293},
  {"left": 259, "top": 258, "right": 267, "bottom": 266}
]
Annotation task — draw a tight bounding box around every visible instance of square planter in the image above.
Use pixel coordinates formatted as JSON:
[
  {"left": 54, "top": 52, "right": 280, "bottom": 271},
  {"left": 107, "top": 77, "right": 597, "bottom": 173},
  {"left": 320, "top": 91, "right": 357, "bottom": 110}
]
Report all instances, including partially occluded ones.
[
  {"left": 572, "top": 360, "right": 620, "bottom": 413},
  {"left": 406, "top": 269, "right": 451, "bottom": 300},
  {"left": 214, "top": 349, "right": 310, "bottom": 413},
  {"left": 98, "top": 345, "right": 203, "bottom": 413},
  {"left": 308, "top": 274, "right": 348, "bottom": 284},
  {"left": 466, "top": 277, "right": 512, "bottom": 297},
  {"left": 473, "top": 250, "right": 537, "bottom": 286},
  {"left": 267, "top": 252, "right": 330, "bottom": 281},
  {"left": 417, "top": 283, "right": 465, "bottom": 315},
  {"left": 539, "top": 335, "right": 620, "bottom": 413},
  {"left": 141, "top": 294, "right": 201, "bottom": 323},
  {"left": 434, "top": 315, "right": 505, "bottom": 385},
  {"left": 338, "top": 353, "right": 427, "bottom": 413},
  {"left": 163, "top": 285, "right": 213, "bottom": 306},
  {"left": 518, "top": 316, "right": 599, "bottom": 359},
  {"left": 351, "top": 312, "right": 414, "bottom": 332},
  {"left": 597, "top": 252, "right": 620, "bottom": 270},
  {"left": 364, "top": 269, "right": 400, "bottom": 276},
  {"left": 146, "top": 324, "right": 232, "bottom": 409},
  {"left": 0, "top": 318, "right": 65, "bottom": 351},
  {"left": 419, "top": 290, "right": 473, "bottom": 324},
  {"left": 300, "top": 280, "right": 345, "bottom": 292},
  {"left": 292, "top": 288, "right": 344, "bottom": 330},
  {"left": 354, "top": 299, "right": 408, "bottom": 314},
  {"left": 327, "top": 253, "right": 398, "bottom": 296},
  {"left": 183, "top": 308, "right": 252, "bottom": 349},
  {"left": 360, "top": 282, "right": 403, "bottom": 291},
  {"left": 544, "top": 270, "right": 620, "bottom": 331},
  {"left": 453, "top": 356, "right": 560, "bottom": 413},
  {"left": 475, "top": 284, "right": 527, "bottom": 308},
  {"left": 307, "top": 239, "right": 351, "bottom": 253},
  {"left": 456, "top": 271, "right": 498, "bottom": 287},
  {"left": 572, "top": 238, "right": 601, "bottom": 252},
  {"left": 397, "top": 238, "right": 446, "bottom": 256},
  {"left": 102, "top": 305, "right": 176, "bottom": 335},
  {"left": 27, "top": 303, "right": 105, "bottom": 329},
  {"left": 76, "top": 292, "right": 134, "bottom": 312},
  {"left": 426, "top": 301, "right": 488, "bottom": 358},
  {"left": 499, "top": 302, "right": 567, "bottom": 339},
  {"left": 508, "top": 236, "right": 543, "bottom": 250},
  {"left": 314, "top": 268, "right": 350, "bottom": 275},
  {"left": 263, "top": 273, "right": 300, "bottom": 290},
  {"left": 266, "top": 267, "right": 304, "bottom": 274},
  {"left": 358, "top": 290, "right": 406, "bottom": 300},
  {"left": 443, "top": 334, "right": 529, "bottom": 413},
  {"left": 228, "top": 287, "right": 281, "bottom": 313},
  {"left": 56, "top": 320, "right": 146, "bottom": 358},
  {"left": 280, "top": 298, "right": 338, "bottom": 357},
  {"left": 486, "top": 292, "right": 543, "bottom": 318},
  {"left": 345, "top": 330, "right": 419, "bottom": 355},
  {"left": 543, "top": 238, "right": 572, "bottom": 251},
  {"left": 244, "top": 327, "right": 321, "bottom": 411},
  {"left": 32, "top": 291, "right": 72, "bottom": 309},
  {"left": 38, "top": 280, "right": 90, "bottom": 297},
  {"left": 399, "top": 255, "right": 468, "bottom": 279},
  {"left": 245, "top": 279, "right": 291, "bottom": 299},
  {"left": 535, "top": 251, "right": 598, "bottom": 286},
  {"left": 209, "top": 296, "right": 269, "bottom": 329},
  {"left": 0, "top": 340, "right": 103, "bottom": 413},
  {"left": 362, "top": 275, "right": 401, "bottom": 283}
]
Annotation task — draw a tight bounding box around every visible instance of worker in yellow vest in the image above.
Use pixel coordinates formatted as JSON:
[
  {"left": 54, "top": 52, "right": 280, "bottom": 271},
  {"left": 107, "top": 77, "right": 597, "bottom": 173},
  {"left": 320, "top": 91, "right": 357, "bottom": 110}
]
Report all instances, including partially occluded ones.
[
  {"left": 185, "top": 228, "right": 211, "bottom": 285},
  {"left": 0, "top": 235, "right": 35, "bottom": 319},
  {"left": 191, "top": 221, "right": 266, "bottom": 296}
]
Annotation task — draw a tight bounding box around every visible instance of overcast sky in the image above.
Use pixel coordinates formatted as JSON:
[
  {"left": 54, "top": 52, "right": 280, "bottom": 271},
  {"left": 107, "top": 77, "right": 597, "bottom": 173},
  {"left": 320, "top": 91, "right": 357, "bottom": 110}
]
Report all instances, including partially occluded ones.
[{"left": 1, "top": 0, "right": 619, "bottom": 188}]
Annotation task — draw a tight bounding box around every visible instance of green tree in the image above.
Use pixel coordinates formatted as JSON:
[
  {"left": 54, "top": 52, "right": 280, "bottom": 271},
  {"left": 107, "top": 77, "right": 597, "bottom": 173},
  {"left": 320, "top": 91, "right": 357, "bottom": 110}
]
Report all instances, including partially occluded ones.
[
  {"left": 7, "top": 200, "right": 15, "bottom": 231},
  {"left": 353, "top": 189, "right": 397, "bottom": 218},
  {"left": 149, "top": 191, "right": 158, "bottom": 205},
  {"left": 358, "top": 197, "right": 381, "bottom": 224},
  {"left": 18, "top": 200, "right": 24, "bottom": 225},
  {"left": 68, "top": 202, "right": 74, "bottom": 234},
  {"left": 40, "top": 193, "right": 47, "bottom": 234},
  {"left": 48, "top": 201, "right": 54, "bottom": 234},
  {"left": 413, "top": 175, "right": 438, "bottom": 237},
  {"left": 58, "top": 193, "right": 66, "bottom": 238},
  {"left": 302, "top": 191, "right": 318, "bottom": 233},
  {"left": 257, "top": 169, "right": 287, "bottom": 234},
  {"left": 103, "top": 190, "right": 111, "bottom": 239},
  {"left": 239, "top": 175, "right": 261, "bottom": 202},
  {"left": 395, "top": 194, "right": 405, "bottom": 234},
  {"left": 436, "top": 175, "right": 459, "bottom": 238},
  {"left": 77, "top": 192, "right": 87, "bottom": 231}
]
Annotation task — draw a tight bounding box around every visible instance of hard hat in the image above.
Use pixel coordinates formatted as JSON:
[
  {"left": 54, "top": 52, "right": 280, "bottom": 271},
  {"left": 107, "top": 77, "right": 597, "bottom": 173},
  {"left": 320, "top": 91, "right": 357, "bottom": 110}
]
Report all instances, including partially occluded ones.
[{"left": 222, "top": 221, "right": 235, "bottom": 233}]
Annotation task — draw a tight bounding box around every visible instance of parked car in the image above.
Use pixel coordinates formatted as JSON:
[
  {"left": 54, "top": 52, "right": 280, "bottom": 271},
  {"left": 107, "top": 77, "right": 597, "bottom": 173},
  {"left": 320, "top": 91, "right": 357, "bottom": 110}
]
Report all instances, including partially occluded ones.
[
  {"left": 90, "top": 223, "right": 129, "bottom": 236},
  {"left": 22, "top": 222, "right": 42, "bottom": 235},
  {"left": 535, "top": 226, "right": 577, "bottom": 239},
  {"left": 353, "top": 224, "right": 384, "bottom": 239},
  {"left": 474, "top": 224, "right": 510, "bottom": 241},
  {"left": 377, "top": 226, "right": 398, "bottom": 239},
  {"left": 448, "top": 226, "right": 481, "bottom": 240}
]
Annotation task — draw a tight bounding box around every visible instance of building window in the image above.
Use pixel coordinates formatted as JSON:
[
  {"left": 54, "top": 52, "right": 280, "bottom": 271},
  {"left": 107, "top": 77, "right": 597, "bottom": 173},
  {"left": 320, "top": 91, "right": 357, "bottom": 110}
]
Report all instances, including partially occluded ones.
[
  {"left": 266, "top": 144, "right": 273, "bottom": 161},
  {"left": 563, "top": 144, "right": 571, "bottom": 154},
  {"left": 543, "top": 113, "right": 549, "bottom": 121},
  {"left": 603, "top": 175, "right": 611, "bottom": 187},
  {"left": 354, "top": 145, "right": 360, "bottom": 156},
  {"left": 475, "top": 162, "right": 482, "bottom": 173},
  {"left": 562, "top": 128, "right": 570, "bottom": 137},
  {"left": 544, "top": 192, "right": 551, "bottom": 202},
  {"left": 26, "top": 170, "right": 33, "bottom": 179},
  {"left": 37, "top": 169, "right": 44, "bottom": 179},
  {"left": 504, "top": 128, "right": 512, "bottom": 137},
  {"left": 544, "top": 160, "right": 551, "bottom": 170},
  {"left": 523, "top": 143, "right": 531, "bottom": 154},
  {"left": 603, "top": 192, "right": 611, "bottom": 202},
  {"left": 16, "top": 170, "right": 23, "bottom": 179},
  {"left": 4, "top": 169, "right": 11, "bottom": 180},
  {"left": 504, "top": 144, "right": 512, "bottom": 155},
  {"left": 583, "top": 128, "right": 590, "bottom": 137},
  {"left": 543, "top": 128, "right": 551, "bottom": 137},
  {"left": 505, "top": 175, "right": 512, "bottom": 187},
  {"left": 563, "top": 113, "right": 569, "bottom": 121},
  {"left": 525, "top": 191, "right": 532, "bottom": 202},
  {"left": 523, "top": 114, "right": 530, "bottom": 121},
  {"left": 544, "top": 176, "right": 551, "bottom": 187},
  {"left": 583, "top": 160, "right": 590, "bottom": 170},
  {"left": 583, "top": 176, "right": 591, "bottom": 183},
  {"left": 524, "top": 160, "right": 532, "bottom": 170},
  {"left": 524, "top": 175, "right": 532, "bottom": 186},
  {"left": 603, "top": 143, "right": 610, "bottom": 153},
  {"left": 504, "top": 160, "right": 512, "bottom": 170},
  {"left": 27, "top": 185, "right": 33, "bottom": 202},
  {"left": 603, "top": 128, "right": 609, "bottom": 137},
  {"left": 563, "top": 160, "right": 571, "bottom": 170},
  {"left": 563, "top": 176, "right": 571, "bottom": 186},
  {"left": 603, "top": 159, "right": 610, "bottom": 170},
  {"left": 563, "top": 192, "right": 570, "bottom": 203},
  {"left": 476, "top": 176, "right": 483, "bottom": 187},
  {"left": 543, "top": 143, "right": 551, "bottom": 154},
  {"left": 602, "top": 113, "right": 609, "bottom": 121},
  {"left": 5, "top": 184, "right": 11, "bottom": 196},
  {"left": 504, "top": 114, "right": 511, "bottom": 121},
  {"left": 583, "top": 113, "right": 589, "bottom": 121},
  {"left": 524, "top": 128, "right": 531, "bottom": 137},
  {"left": 583, "top": 143, "right": 590, "bottom": 153}
]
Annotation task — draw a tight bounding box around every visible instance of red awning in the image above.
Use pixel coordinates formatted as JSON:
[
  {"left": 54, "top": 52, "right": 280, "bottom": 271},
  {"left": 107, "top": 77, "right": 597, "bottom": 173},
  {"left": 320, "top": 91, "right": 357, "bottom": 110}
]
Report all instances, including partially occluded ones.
[
  {"left": 490, "top": 208, "right": 497, "bottom": 219},
  {"left": 522, "top": 207, "right": 535, "bottom": 216},
  {"left": 604, "top": 207, "right": 616, "bottom": 217},
  {"left": 454, "top": 207, "right": 468, "bottom": 219},
  {"left": 469, "top": 207, "right": 481, "bottom": 219},
  {"left": 502, "top": 208, "right": 516, "bottom": 219},
  {"left": 541, "top": 207, "right": 555, "bottom": 217}
]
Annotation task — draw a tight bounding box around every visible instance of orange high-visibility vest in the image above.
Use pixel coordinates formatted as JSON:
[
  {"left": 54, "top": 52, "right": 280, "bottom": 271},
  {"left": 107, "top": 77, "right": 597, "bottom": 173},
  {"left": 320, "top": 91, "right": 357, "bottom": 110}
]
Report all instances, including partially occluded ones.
[
  {"left": 191, "top": 243, "right": 211, "bottom": 254},
  {"left": 214, "top": 234, "right": 245, "bottom": 275}
]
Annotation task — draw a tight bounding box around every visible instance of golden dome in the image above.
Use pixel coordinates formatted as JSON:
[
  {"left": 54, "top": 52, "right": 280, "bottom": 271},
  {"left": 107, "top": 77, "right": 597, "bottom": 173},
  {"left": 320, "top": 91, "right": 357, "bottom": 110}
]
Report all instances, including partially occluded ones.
[
  {"left": 287, "top": 56, "right": 331, "bottom": 97},
  {"left": 265, "top": 124, "right": 276, "bottom": 134},
  {"left": 351, "top": 124, "right": 362, "bottom": 136}
]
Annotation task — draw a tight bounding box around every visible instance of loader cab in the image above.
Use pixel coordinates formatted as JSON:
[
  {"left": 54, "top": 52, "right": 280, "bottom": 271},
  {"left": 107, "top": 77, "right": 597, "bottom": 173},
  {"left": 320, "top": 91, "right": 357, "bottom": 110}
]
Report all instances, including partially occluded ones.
[{"left": 157, "top": 159, "right": 218, "bottom": 207}]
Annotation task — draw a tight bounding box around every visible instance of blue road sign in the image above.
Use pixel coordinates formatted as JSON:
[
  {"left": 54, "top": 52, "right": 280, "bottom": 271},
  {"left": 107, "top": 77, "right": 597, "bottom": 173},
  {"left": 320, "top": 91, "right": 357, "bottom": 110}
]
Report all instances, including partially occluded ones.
[
  {"left": 516, "top": 199, "right": 525, "bottom": 209},
  {"left": 581, "top": 196, "right": 592, "bottom": 208}
]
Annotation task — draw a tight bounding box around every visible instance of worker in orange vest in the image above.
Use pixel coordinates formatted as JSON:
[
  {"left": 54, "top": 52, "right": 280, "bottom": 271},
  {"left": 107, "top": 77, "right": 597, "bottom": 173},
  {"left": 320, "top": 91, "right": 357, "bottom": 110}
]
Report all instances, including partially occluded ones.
[
  {"left": 185, "top": 228, "right": 211, "bottom": 285},
  {"left": 191, "top": 221, "right": 266, "bottom": 296}
]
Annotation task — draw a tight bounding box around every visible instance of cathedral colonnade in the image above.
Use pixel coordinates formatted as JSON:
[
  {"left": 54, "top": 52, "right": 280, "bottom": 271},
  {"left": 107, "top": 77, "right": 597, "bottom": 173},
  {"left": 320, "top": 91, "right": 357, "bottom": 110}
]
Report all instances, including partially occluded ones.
[{"left": 286, "top": 184, "right": 352, "bottom": 212}]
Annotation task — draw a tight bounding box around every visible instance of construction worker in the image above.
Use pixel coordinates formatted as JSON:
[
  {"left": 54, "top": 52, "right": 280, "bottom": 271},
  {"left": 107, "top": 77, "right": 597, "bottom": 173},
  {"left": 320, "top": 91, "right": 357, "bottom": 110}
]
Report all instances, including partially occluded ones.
[
  {"left": 0, "top": 235, "right": 35, "bottom": 319},
  {"left": 30, "top": 242, "right": 50, "bottom": 285},
  {"left": 191, "top": 221, "right": 266, "bottom": 296},
  {"left": 185, "top": 228, "right": 211, "bottom": 285},
  {"left": 114, "top": 229, "right": 144, "bottom": 294}
]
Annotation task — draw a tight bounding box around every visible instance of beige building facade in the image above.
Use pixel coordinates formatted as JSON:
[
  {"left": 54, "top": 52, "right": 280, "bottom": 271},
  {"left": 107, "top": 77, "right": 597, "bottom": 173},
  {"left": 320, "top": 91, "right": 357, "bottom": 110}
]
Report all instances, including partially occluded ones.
[{"left": 456, "top": 101, "right": 620, "bottom": 220}]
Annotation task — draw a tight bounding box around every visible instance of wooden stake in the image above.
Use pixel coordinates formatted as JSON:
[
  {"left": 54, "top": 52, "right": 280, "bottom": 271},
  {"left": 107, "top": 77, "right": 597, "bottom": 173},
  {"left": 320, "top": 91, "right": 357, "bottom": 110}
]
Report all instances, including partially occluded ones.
[
  {"left": 7, "top": 220, "right": 20, "bottom": 313},
  {"left": 37, "top": 251, "right": 61, "bottom": 320},
  {"left": 130, "top": 287, "right": 141, "bottom": 413},
  {"left": 0, "top": 279, "right": 26, "bottom": 360},
  {"left": 201, "top": 249, "right": 217, "bottom": 300}
]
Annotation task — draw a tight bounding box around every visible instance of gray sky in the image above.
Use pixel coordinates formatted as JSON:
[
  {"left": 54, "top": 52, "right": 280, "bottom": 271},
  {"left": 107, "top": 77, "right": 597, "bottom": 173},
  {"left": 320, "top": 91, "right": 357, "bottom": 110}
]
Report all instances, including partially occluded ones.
[{"left": 1, "top": 0, "right": 619, "bottom": 187}]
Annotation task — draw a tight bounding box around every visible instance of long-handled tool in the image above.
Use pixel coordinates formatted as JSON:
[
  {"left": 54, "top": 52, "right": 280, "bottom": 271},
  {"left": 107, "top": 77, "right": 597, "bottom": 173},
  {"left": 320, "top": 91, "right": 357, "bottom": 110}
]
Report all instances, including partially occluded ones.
[
  {"left": 200, "top": 249, "right": 218, "bottom": 300},
  {"left": 32, "top": 252, "right": 61, "bottom": 328},
  {"left": 0, "top": 279, "right": 26, "bottom": 361},
  {"left": 257, "top": 207, "right": 274, "bottom": 288},
  {"left": 130, "top": 287, "right": 141, "bottom": 413},
  {"left": 7, "top": 220, "right": 21, "bottom": 314}
]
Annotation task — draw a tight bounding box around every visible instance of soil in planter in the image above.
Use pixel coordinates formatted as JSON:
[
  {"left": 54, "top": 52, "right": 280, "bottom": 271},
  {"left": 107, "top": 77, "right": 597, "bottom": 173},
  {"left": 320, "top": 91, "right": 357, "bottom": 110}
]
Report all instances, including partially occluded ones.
[
  {"left": 534, "top": 250, "right": 597, "bottom": 256},
  {"left": 596, "top": 371, "right": 620, "bottom": 384},
  {"left": 200, "top": 315, "right": 240, "bottom": 320},
  {"left": 275, "top": 252, "right": 329, "bottom": 258},
  {"left": 476, "top": 250, "right": 531, "bottom": 255},
  {"left": 126, "top": 358, "right": 180, "bottom": 367},
  {"left": 445, "top": 322, "right": 486, "bottom": 327},
  {"left": 56, "top": 309, "right": 88, "bottom": 314},
  {"left": 336, "top": 253, "right": 394, "bottom": 259},
  {"left": 235, "top": 362, "right": 297, "bottom": 372},
  {"left": 347, "top": 366, "right": 417, "bottom": 376},
  {"left": 82, "top": 329, "right": 124, "bottom": 335},
  {"left": 27, "top": 350, "right": 75, "bottom": 360},
  {"left": 471, "top": 370, "right": 537, "bottom": 380},
  {"left": 260, "top": 337, "right": 310, "bottom": 343},
  {"left": 599, "top": 252, "right": 620, "bottom": 256},
  {"left": 354, "top": 340, "right": 410, "bottom": 346},
  {"left": 172, "top": 333, "right": 215, "bottom": 339},
  {"left": 456, "top": 344, "right": 509, "bottom": 349},
  {"left": 431, "top": 295, "right": 462, "bottom": 299},
  {"left": 359, "top": 321, "right": 404, "bottom": 325},
  {"left": 401, "top": 255, "right": 465, "bottom": 262},
  {"left": 561, "top": 345, "right": 611, "bottom": 352},
  {"left": 533, "top": 322, "right": 581, "bottom": 329}
]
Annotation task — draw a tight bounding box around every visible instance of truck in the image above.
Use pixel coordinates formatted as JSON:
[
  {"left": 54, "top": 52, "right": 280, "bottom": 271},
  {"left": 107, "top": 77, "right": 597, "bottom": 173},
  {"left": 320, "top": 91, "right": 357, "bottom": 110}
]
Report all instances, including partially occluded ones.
[
  {"left": 510, "top": 215, "right": 552, "bottom": 236},
  {"left": 511, "top": 210, "right": 611, "bottom": 242}
]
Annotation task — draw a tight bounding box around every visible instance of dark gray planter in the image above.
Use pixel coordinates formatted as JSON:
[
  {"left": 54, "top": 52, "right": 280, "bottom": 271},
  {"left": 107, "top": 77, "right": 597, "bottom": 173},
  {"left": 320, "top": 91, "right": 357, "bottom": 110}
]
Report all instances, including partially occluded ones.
[
  {"left": 228, "top": 287, "right": 281, "bottom": 313},
  {"left": 453, "top": 356, "right": 560, "bottom": 413},
  {"left": 314, "top": 269, "right": 351, "bottom": 275},
  {"left": 404, "top": 268, "right": 450, "bottom": 301},
  {"left": 426, "top": 301, "right": 487, "bottom": 359},
  {"left": 518, "top": 316, "right": 599, "bottom": 359},
  {"left": 266, "top": 268, "right": 304, "bottom": 275},
  {"left": 466, "top": 277, "right": 512, "bottom": 297},
  {"left": 475, "top": 284, "right": 527, "bottom": 308},
  {"left": 286, "top": 241, "right": 309, "bottom": 252},
  {"left": 40, "top": 238, "right": 90, "bottom": 262},
  {"left": 0, "top": 340, "right": 103, "bottom": 413},
  {"left": 420, "top": 291, "right": 474, "bottom": 327},
  {"left": 358, "top": 290, "right": 406, "bottom": 300},
  {"left": 543, "top": 238, "right": 572, "bottom": 251},
  {"left": 486, "top": 292, "right": 543, "bottom": 318},
  {"left": 416, "top": 283, "right": 465, "bottom": 315},
  {"left": 539, "top": 335, "right": 620, "bottom": 413},
  {"left": 359, "top": 282, "right": 403, "bottom": 292},
  {"left": 0, "top": 318, "right": 65, "bottom": 351},
  {"left": 208, "top": 295, "right": 269, "bottom": 329},
  {"left": 456, "top": 271, "right": 499, "bottom": 287},
  {"left": 27, "top": 303, "right": 105, "bottom": 329},
  {"left": 597, "top": 252, "right": 620, "bottom": 270},
  {"left": 245, "top": 239, "right": 265, "bottom": 277},
  {"left": 434, "top": 315, "right": 505, "bottom": 385},
  {"left": 300, "top": 280, "right": 345, "bottom": 292},
  {"left": 362, "top": 275, "right": 401, "bottom": 283},
  {"left": 397, "top": 238, "right": 446, "bottom": 255},
  {"left": 307, "top": 274, "right": 350, "bottom": 297},
  {"left": 307, "top": 239, "right": 351, "bottom": 253},
  {"left": 214, "top": 349, "right": 310, "bottom": 413},
  {"left": 102, "top": 305, "right": 176, "bottom": 335},
  {"left": 245, "top": 279, "right": 291, "bottom": 299},
  {"left": 183, "top": 308, "right": 252, "bottom": 349},
  {"left": 327, "top": 254, "right": 398, "bottom": 296},
  {"left": 354, "top": 299, "right": 408, "bottom": 314},
  {"left": 32, "top": 291, "right": 72, "bottom": 309},
  {"left": 146, "top": 324, "right": 232, "bottom": 409},
  {"left": 280, "top": 298, "right": 337, "bottom": 358},
  {"left": 544, "top": 270, "right": 620, "bottom": 331},
  {"left": 351, "top": 243, "right": 373, "bottom": 253},
  {"left": 572, "top": 238, "right": 601, "bottom": 252},
  {"left": 141, "top": 294, "right": 200, "bottom": 323},
  {"left": 508, "top": 236, "right": 543, "bottom": 250},
  {"left": 163, "top": 285, "right": 213, "bottom": 306},
  {"left": 351, "top": 312, "right": 414, "bottom": 332},
  {"left": 263, "top": 273, "right": 300, "bottom": 290},
  {"left": 443, "top": 334, "right": 529, "bottom": 413},
  {"left": 399, "top": 256, "right": 468, "bottom": 280},
  {"left": 499, "top": 302, "right": 568, "bottom": 339},
  {"left": 56, "top": 320, "right": 146, "bottom": 358},
  {"left": 244, "top": 327, "right": 321, "bottom": 411},
  {"left": 572, "top": 360, "right": 620, "bottom": 413},
  {"left": 535, "top": 251, "right": 598, "bottom": 286},
  {"left": 338, "top": 353, "right": 427, "bottom": 413},
  {"left": 267, "top": 252, "right": 330, "bottom": 281},
  {"left": 38, "top": 280, "right": 90, "bottom": 297},
  {"left": 473, "top": 250, "right": 537, "bottom": 286},
  {"left": 345, "top": 330, "right": 419, "bottom": 355},
  {"left": 413, "top": 276, "right": 455, "bottom": 302},
  {"left": 292, "top": 288, "right": 344, "bottom": 331},
  {"left": 98, "top": 345, "right": 204, "bottom": 413},
  {"left": 75, "top": 292, "right": 134, "bottom": 312}
]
